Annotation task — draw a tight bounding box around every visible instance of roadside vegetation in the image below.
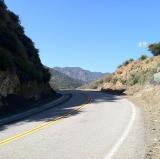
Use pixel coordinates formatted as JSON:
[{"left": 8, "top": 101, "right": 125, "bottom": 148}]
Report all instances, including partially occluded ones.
[
  {"left": 0, "top": 0, "right": 50, "bottom": 83},
  {"left": 0, "top": 0, "right": 54, "bottom": 114},
  {"left": 104, "top": 43, "right": 160, "bottom": 90}
]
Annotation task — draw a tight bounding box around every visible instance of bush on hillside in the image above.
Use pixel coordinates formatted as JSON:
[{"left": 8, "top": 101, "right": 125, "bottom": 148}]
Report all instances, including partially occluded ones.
[
  {"left": 117, "top": 64, "right": 123, "bottom": 68},
  {"left": 139, "top": 55, "right": 148, "bottom": 61},
  {"left": 127, "top": 68, "right": 157, "bottom": 86},
  {"left": 0, "top": 47, "right": 14, "bottom": 71},
  {"left": 122, "top": 58, "right": 134, "bottom": 66},
  {"left": 42, "top": 68, "right": 51, "bottom": 82},
  {"left": 0, "top": 0, "right": 51, "bottom": 83},
  {"left": 0, "top": 0, "right": 6, "bottom": 10},
  {"left": 149, "top": 43, "right": 160, "bottom": 56}
]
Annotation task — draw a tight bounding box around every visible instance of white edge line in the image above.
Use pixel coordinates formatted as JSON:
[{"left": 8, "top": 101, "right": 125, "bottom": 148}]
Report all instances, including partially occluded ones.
[{"left": 103, "top": 99, "right": 136, "bottom": 159}]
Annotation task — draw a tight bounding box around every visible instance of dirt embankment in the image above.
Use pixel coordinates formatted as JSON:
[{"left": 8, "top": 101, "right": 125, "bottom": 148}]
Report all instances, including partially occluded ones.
[
  {"left": 99, "top": 56, "right": 160, "bottom": 159},
  {"left": 127, "top": 85, "right": 160, "bottom": 159}
]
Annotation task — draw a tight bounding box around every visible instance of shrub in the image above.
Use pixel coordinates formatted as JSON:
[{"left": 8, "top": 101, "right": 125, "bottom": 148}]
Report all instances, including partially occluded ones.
[
  {"left": 111, "top": 78, "right": 118, "bottom": 84},
  {"left": 0, "top": 32, "right": 26, "bottom": 58},
  {"left": 42, "top": 68, "right": 51, "bottom": 82},
  {"left": 123, "top": 61, "right": 130, "bottom": 66},
  {"left": 149, "top": 43, "right": 160, "bottom": 56},
  {"left": 146, "top": 57, "right": 153, "bottom": 63},
  {"left": 139, "top": 55, "right": 148, "bottom": 61},
  {"left": 127, "top": 69, "right": 156, "bottom": 86},
  {"left": 118, "top": 64, "right": 122, "bottom": 68},
  {"left": 0, "top": 47, "right": 14, "bottom": 70},
  {"left": 19, "top": 60, "right": 43, "bottom": 82},
  {"left": 0, "top": 0, "right": 7, "bottom": 10},
  {"left": 122, "top": 58, "right": 134, "bottom": 66},
  {"left": 118, "top": 78, "right": 127, "bottom": 85},
  {"left": 0, "top": 0, "right": 51, "bottom": 85}
]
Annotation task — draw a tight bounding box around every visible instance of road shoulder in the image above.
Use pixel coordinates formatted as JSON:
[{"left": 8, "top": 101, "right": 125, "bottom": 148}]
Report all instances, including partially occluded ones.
[{"left": 0, "top": 94, "right": 72, "bottom": 126}]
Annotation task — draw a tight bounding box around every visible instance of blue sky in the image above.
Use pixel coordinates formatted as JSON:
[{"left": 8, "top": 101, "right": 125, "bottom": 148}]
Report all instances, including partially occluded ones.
[{"left": 5, "top": 0, "right": 160, "bottom": 72}]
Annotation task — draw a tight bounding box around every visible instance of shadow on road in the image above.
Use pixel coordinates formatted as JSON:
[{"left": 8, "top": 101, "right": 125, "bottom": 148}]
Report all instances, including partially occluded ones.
[{"left": 0, "top": 90, "right": 123, "bottom": 132}]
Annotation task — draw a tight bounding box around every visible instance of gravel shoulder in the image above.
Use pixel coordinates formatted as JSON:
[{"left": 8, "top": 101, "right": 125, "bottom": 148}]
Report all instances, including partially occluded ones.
[{"left": 127, "top": 85, "right": 160, "bottom": 159}]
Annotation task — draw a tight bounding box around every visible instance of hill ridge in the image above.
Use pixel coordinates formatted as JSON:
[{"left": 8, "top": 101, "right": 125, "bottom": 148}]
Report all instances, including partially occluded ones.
[{"left": 54, "top": 67, "right": 106, "bottom": 83}]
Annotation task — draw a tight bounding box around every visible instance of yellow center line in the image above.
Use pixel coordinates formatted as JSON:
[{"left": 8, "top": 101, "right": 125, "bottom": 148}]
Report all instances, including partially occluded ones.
[{"left": 0, "top": 94, "right": 92, "bottom": 147}]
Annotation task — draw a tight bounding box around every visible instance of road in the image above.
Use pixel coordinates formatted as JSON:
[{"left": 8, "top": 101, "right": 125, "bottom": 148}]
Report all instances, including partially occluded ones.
[{"left": 0, "top": 90, "right": 144, "bottom": 159}]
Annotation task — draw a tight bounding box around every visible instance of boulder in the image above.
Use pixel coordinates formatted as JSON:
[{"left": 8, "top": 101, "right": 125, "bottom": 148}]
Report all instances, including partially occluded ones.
[
  {"left": 103, "top": 81, "right": 126, "bottom": 91},
  {"left": 0, "top": 71, "right": 20, "bottom": 97},
  {"left": 153, "top": 72, "right": 160, "bottom": 84}
]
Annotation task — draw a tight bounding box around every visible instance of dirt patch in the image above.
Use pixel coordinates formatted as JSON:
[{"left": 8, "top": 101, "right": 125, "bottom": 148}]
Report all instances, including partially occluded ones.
[{"left": 127, "top": 85, "right": 160, "bottom": 159}]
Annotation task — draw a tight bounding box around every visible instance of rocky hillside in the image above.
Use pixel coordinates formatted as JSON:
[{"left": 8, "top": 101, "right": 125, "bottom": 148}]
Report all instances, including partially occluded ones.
[
  {"left": 0, "top": 0, "right": 54, "bottom": 113},
  {"left": 49, "top": 68, "right": 83, "bottom": 89},
  {"left": 54, "top": 67, "right": 105, "bottom": 83},
  {"left": 80, "top": 73, "right": 111, "bottom": 89},
  {"left": 90, "top": 45, "right": 160, "bottom": 158},
  {"left": 100, "top": 56, "right": 160, "bottom": 93}
]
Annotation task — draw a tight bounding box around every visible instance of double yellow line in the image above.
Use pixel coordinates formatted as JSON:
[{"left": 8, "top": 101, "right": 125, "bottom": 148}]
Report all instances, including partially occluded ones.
[{"left": 0, "top": 94, "right": 91, "bottom": 147}]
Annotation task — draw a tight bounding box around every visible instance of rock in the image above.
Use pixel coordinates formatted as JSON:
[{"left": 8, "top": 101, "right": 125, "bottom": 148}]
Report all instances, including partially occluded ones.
[
  {"left": 0, "top": 71, "right": 53, "bottom": 100},
  {"left": 153, "top": 72, "right": 160, "bottom": 84},
  {"left": 103, "top": 81, "right": 126, "bottom": 91},
  {"left": 102, "top": 81, "right": 126, "bottom": 95},
  {"left": 0, "top": 71, "right": 20, "bottom": 97}
]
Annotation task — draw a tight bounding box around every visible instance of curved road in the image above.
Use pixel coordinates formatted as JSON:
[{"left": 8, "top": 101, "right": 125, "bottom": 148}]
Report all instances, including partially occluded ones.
[{"left": 0, "top": 90, "right": 144, "bottom": 159}]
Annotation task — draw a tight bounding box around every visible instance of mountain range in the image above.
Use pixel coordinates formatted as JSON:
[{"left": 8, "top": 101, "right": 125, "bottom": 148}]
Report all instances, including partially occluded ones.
[
  {"left": 49, "top": 68, "right": 83, "bottom": 89},
  {"left": 54, "top": 67, "right": 106, "bottom": 83}
]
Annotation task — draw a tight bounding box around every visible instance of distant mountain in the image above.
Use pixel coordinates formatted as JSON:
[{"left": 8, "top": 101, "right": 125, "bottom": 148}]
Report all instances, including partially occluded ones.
[
  {"left": 49, "top": 68, "right": 84, "bottom": 89},
  {"left": 54, "top": 67, "right": 106, "bottom": 83}
]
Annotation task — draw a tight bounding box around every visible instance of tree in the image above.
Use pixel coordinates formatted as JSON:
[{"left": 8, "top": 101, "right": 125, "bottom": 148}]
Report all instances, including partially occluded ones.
[
  {"left": 0, "top": 0, "right": 51, "bottom": 83},
  {"left": 0, "top": 0, "right": 7, "bottom": 10},
  {"left": 122, "top": 58, "right": 134, "bottom": 66},
  {"left": 149, "top": 43, "right": 160, "bottom": 56},
  {"left": 139, "top": 55, "right": 148, "bottom": 60}
]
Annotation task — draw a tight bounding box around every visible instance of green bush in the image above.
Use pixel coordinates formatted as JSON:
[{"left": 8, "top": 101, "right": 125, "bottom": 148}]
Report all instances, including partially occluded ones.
[
  {"left": 0, "top": 0, "right": 51, "bottom": 84},
  {"left": 122, "top": 58, "right": 134, "bottom": 66},
  {"left": 0, "top": 47, "right": 14, "bottom": 70},
  {"left": 0, "top": 0, "right": 7, "bottom": 10},
  {"left": 127, "top": 69, "right": 156, "bottom": 86},
  {"left": 111, "top": 78, "right": 118, "bottom": 84},
  {"left": 118, "top": 78, "right": 126, "bottom": 85},
  {"left": 0, "top": 32, "right": 27, "bottom": 58},
  {"left": 118, "top": 64, "right": 122, "bottom": 68},
  {"left": 139, "top": 55, "right": 148, "bottom": 61},
  {"left": 19, "top": 60, "right": 43, "bottom": 82},
  {"left": 42, "top": 68, "right": 51, "bottom": 82},
  {"left": 149, "top": 43, "right": 160, "bottom": 56}
]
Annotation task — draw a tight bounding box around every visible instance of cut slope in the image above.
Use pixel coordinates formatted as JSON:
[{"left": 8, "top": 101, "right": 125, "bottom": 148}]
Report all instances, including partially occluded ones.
[
  {"left": 0, "top": 0, "right": 54, "bottom": 112},
  {"left": 100, "top": 56, "right": 160, "bottom": 92}
]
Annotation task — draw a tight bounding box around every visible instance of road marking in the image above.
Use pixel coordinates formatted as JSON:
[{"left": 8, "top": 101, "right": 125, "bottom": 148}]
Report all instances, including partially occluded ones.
[
  {"left": 103, "top": 99, "right": 136, "bottom": 159},
  {"left": 0, "top": 94, "right": 91, "bottom": 147}
]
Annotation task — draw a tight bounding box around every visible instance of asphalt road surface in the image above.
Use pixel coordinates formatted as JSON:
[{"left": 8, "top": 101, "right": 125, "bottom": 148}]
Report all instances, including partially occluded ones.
[{"left": 0, "top": 90, "right": 144, "bottom": 159}]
